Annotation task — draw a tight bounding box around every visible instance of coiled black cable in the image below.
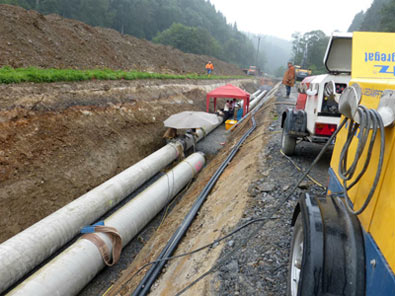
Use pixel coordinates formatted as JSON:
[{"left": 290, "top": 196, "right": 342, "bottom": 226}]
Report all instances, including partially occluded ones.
[{"left": 338, "top": 105, "right": 385, "bottom": 215}]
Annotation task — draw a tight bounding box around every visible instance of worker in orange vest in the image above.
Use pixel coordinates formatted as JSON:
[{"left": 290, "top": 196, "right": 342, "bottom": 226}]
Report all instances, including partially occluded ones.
[
  {"left": 205, "top": 61, "right": 214, "bottom": 76},
  {"left": 282, "top": 62, "right": 295, "bottom": 97}
]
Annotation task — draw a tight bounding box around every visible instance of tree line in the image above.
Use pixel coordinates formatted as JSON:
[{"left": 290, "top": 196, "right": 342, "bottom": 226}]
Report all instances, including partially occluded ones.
[
  {"left": 290, "top": 30, "right": 329, "bottom": 74},
  {"left": 0, "top": 0, "right": 259, "bottom": 69},
  {"left": 349, "top": 0, "right": 395, "bottom": 32},
  {"left": 290, "top": 0, "right": 395, "bottom": 76}
]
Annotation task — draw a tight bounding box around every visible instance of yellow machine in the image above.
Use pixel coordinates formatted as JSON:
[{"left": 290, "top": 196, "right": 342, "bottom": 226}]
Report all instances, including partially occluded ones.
[
  {"left": 295, "top": 65, "right": 312, "bottom": 81},
  {"left": 288, "top": 32, "right": 395, "bottom": 296}
]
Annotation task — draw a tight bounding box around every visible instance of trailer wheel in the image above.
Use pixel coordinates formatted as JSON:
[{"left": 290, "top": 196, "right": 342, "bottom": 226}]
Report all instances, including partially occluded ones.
[
  {"left": 288, "top": 215, "right": 304, "bottom": 296},
  {"left": 281, "top": 128, "right": 296, "bottom": 156},
  {"left": 288, "top": 194, "right": 365, "bottom": 296}
]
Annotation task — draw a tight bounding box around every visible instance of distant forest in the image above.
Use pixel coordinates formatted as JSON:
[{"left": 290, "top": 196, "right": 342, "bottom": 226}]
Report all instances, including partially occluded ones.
[
  {"left": 0, "top": 0, "right": 264, "bottom": 69},
  {"left": 2, "top": 0, "right": 395, "bottom": 76},
  {"left": 348, "top": 0, "right": 395, "bottom": 32},
  {"left": 290, "top": 0, "right": 395, "bottom": 76}
]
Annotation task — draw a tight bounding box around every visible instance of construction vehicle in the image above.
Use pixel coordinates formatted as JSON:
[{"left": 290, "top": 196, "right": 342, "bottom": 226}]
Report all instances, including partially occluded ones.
[
  {"left": 288, "top": 32, "right": 395, "bottom": 296},
  {"left": 281, "top": 33, "right": 351, "bottom": 156},
  {"left": 247, "top": 66, "right": 261, "bottom": 76},
  {"left": 294, "top": 65, "right": 312, "bottom": 81}
]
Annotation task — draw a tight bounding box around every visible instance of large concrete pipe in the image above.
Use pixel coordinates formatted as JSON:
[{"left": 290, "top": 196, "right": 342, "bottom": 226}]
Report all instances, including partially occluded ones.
[
  {"left": 251, "top": 89, "right": 262, "bottom": 99},
  {"left": 0, "top": 119, "right": 221, "bottom": 293},
  {"left": 227, "top": 88, "right": 272, "bottom": 133},
  {"left": 237, "top": 89, "right": 262, "bottom": 110},
  {"left": 9, "top": 152, "right": 205, "bottom": 296},
  {"left": 249, "top": 90, "right": 268, "bottom": 110}
]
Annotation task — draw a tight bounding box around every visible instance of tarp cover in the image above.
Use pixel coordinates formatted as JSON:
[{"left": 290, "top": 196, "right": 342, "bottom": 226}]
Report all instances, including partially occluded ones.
[
  {"left": 206, "top": 84, "right": 250, "bottom": 116},
  {"left": 206, "top": 84, "right": 250, "bottom": 99},
  {"left": 163, "top": 111, "right": 221, "bottom": 129}
]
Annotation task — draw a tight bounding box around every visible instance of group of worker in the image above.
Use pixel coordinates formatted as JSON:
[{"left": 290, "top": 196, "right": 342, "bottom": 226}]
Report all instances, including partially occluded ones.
[{"left": 222, "top": 98, "right": 237, "bottom": 121}]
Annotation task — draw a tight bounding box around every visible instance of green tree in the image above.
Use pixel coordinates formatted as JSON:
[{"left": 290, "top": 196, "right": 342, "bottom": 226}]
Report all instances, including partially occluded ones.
[
  {"left": 380, "top": 0, "right": 395, "bottom": 31},
  {"left": 275, "top": 66, "right": 286, "bottom": 78},
  {"left": 0, "top": 0, "right": 259, "bottom": 67},
  {"left": 292, "top": 30, "right": 328, "bottom": 74},
  {"left": 1, "top": 0, "right": 32, "bottom": 8},
  {"left": 360, "top": 0, "right": 390, "bottom": 31},
  {"left": 153, "top": 23, "right": 221, "bottom": 58},
  {"left": 348, "top": 10, "right": 365, "bottom": 32}
]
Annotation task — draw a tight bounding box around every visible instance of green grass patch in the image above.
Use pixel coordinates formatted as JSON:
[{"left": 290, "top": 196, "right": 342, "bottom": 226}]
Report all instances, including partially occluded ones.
[{"left": 0, "top": 67, "right": 246, "bottom": 84}]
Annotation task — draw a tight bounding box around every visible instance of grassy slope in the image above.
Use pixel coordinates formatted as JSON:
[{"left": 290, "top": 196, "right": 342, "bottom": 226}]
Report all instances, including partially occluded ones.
[{"left": 0, "top": 67, "right": 245, "bottom": 84}]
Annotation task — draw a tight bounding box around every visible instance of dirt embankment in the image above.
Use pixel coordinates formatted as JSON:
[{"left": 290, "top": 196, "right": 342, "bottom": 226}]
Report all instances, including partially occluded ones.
[
  {"left": 0, "top": 79, "right": 259, "bottom": 243},
  {"left": 0, "top": 5, "right": 243, "bottom": 75}
]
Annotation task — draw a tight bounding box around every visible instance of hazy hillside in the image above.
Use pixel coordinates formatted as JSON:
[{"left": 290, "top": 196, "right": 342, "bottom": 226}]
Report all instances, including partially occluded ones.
[
  {"left": 0, "top": 4, "right": 243, "bottom": 75},
  {"left": 0, "top": 0, "right": 258, "bottom": 68},
  {"left": 246, "top": 34, "right": 292, "bottom": 76},
  {"left": 348, "top": 0, "right": 395, "bottom": 32}
]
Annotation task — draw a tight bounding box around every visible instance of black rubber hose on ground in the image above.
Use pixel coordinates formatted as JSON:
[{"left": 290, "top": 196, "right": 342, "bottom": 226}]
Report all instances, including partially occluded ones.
[
  {"left": 127, "top": 115, "right": 348, "bottom": 296},
  {"left": 132, "top": 116, "right": 257, "bottom": 296}
]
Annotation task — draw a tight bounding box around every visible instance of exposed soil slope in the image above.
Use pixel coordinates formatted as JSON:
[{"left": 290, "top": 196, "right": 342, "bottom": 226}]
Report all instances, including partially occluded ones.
[
  {"left": 0, "top": 5, "right": 243, "bottom": 75},
  {"left": 0, "top": 79, "right": 258, "bottom": 243}
]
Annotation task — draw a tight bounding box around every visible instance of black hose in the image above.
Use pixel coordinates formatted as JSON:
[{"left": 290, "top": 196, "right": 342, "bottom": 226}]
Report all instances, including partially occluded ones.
[
  {"left": 131, "top": 99, "right": 386, "bottom": 294},
  {"left": 132, "top": 116, "right": 257, "bottom": 296},
  {"left": 174, "top": 117, "right": 348, "bottom": 296},
  {"left": 338, "top": 106, "right": 385, "bottom": 215}
]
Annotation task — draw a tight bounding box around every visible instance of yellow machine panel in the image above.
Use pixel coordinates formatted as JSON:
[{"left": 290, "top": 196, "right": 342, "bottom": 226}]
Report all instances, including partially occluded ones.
[
  {"left": 370, "top": 140, "right": 395, "bottom": 271},
  {"left": 330, "top": 32, "right": 395, "bottom": 273},
  {"left": 352, "top": 32, "right": 395, "bottom": 80}
]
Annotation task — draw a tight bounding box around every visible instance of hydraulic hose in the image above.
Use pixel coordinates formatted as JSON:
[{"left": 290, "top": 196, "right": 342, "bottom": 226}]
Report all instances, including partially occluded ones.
[
  {"left": 121, "top": 105, "right": 347, "bottom": 296},
  {"left": 128, "top": 100, "right": 388, "bottom": 294},
  {"left": 174, "top": 116, "right": 348, "bottom": 295},
  {"left": 338, "top": 105, "right": 385, "bottom": 215},
  {"left": 132, "top": 116, "right": 258, "bottom": 296}
]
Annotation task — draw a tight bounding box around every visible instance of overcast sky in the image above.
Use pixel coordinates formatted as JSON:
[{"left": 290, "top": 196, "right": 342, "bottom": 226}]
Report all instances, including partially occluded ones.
[{"left": 209, "top": 0, "right": 374, "bottom": 40}]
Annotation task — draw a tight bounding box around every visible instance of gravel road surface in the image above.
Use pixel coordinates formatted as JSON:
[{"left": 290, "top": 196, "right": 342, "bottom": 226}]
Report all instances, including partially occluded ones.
[{"left": 212, "top": 86, "right": 331, "bottom": 296}]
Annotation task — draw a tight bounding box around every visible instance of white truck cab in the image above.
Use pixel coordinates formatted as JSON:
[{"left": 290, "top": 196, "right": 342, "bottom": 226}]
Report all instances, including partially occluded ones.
[{"left": 281, "top": 33, "right": 352, "bottom": 155}]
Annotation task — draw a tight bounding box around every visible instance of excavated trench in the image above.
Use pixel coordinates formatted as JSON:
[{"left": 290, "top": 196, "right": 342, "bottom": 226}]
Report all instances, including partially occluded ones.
[{"left": 0, "top": 78, "right": 259, "bottom": 243}]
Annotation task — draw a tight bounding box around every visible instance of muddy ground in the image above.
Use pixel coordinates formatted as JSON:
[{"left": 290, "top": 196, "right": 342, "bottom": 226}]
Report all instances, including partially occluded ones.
[
  {"left": 0, "top": 4, "right": 242, "bottom": 75},
  {"left": 0, "top": 78, "right": 259, "bottom": 243}
]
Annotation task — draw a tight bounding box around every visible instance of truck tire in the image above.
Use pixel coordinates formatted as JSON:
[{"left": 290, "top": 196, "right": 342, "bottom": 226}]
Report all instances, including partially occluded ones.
[
  {"left": 288, "top": 194, "right": 365, "bottom": 296},
  {"left": 288, "top": 215, "right": 304, "bottom": 296},
  {"left": 287, "top": 207, "right": 323, "bottom": 296},
  {"left": 281, "top": 129, "right": 296, "bottom": 156}
]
